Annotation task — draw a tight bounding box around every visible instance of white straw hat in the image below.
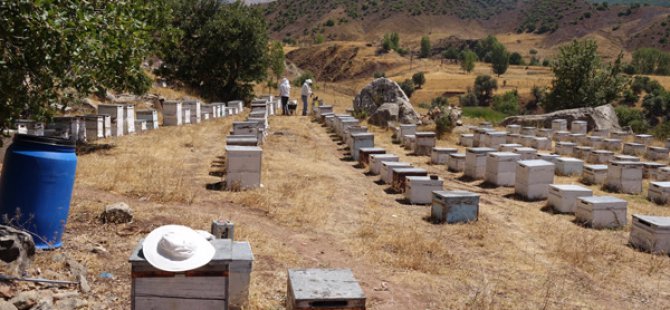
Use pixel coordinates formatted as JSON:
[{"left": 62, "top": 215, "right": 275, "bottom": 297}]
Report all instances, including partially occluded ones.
[
  {"left": 305, "top": 79, "right": 313, "bottom": 84},
  {"left": 142, "top": 225, "right": 215, "bottom": 272}
]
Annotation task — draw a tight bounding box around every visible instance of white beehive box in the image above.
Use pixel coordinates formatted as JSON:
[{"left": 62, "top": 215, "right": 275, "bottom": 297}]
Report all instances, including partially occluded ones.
[
  {"left": 498, "top": 143, "right": 522, "bottom": 152},
  {"left": 225, "top": 146, "right": 262, "bottom": 190},
  {"left": 431, "top": 147, "right": 457, "bottom": 165},
  {"left": 136, "top": 110, "right": 159, "bottom": 130},
  {"left": 548, "top": 184, "right": 593, "bottom": 213},
  {"left": 100, "top": 115, "right": 112, "bottom": 137},
  {"left": 399, "top": 124, "right": 417, "bottom": 145},
  {"left": 613, "top": 155, "right": 640, "bottom": 162},
  {"left": 350, "top": 133, "right": 374, "bottom": 161},
  {"left": 431, "top": 190, "right": 480, "bottom": 224},
  {"left": 553, "top": 131, "right": 570, "bottom": 142},
  {"left": 630, "top": 215, "right": 670, "bottom": 254},
  {"left": 634, "top": 134, "right": 654, "bottom": 145},
  {"left": 575, "top": 146, "right": 593, "bottom": 160},
  {"left": 515, "top": 160, "right": 555, "bottom": 200},
  {"left": 514, "top": 147, "right": 537, "bottom": 160},
  {"left": 592, "top": 129, "right": 609, "bottom": 137},
  {"left": 520, "top": 135, "right": 535, "bottom": 147},
  {"left": 586, "top": 136, "right": 604, "bottom": 149},
  {"left": 646, "top": 146, "right": 669, "bottom": 161},
  {"left": 480, "top": 122, "right": 492, "bottom": 128},
  {"left": 576, "top": 196, "right": 627, "bottom": 228},
  {"left": 227, "top": 100, "right": 244, "bottom": 111},
  {"left": 606, "top": 161, "right": 644, "bottom": 194},
  {"left": 535, "top": 153, "right": 560, "bottom": 163},
  {"left": 506, "top": 124, "right": 521, "bottom": 134},
  {"left": 555, "top": 157, "right": 584, "bottom": 176},
  {"left": 317, "top": 105, "right": 334, "bottom": 118},
  {"left": 391, "top": 167, "right": 429, "bottom": 193},
  {"left": 182, "top": 107, "right": 192, "bottom": 125},
  {"left": 520, "top": 127, "right": 536, "bottom": 136},
  {"left": 414, "top": 132, "right": 436, "bottom": 156},
  {"left": 287, "top": 269, "right": 365, "bottom": 310},
  {"left": 98, "top": 104, "right": 125, "bottom": 136},
  {"left": 603, "top": 139, "right": 622, "bottom": 152},
  {"left": 531, "top": 137, "right": 551, "bottom": 150},
  {"left": 369, "top": 154, "right": 399, "bottom": 175},
  {"left": 587, "top": 149, "right": 614, "bottom": 164},
  {"left": 448, "top": 153, "right": 466, "bottom": 172},
  {"left": 538, "top": 128, "right": 553, "bottom": 138},
  {"left": 655, "top": 167, "right": 670, "bottom": 181},
  {"left": 571, "top": 120, "right": 588, "bottom": 134},
  {"left": 345, "top": 126, "right": 368, "bottom": 150},
  {"left": 473, "top": 128, "right": 493, "bottom": 147},
  {"left": 507, "top": 133, "right": 520, "bottom": 144},
  {"left": 482, "top": 131, "right": 507, "bottom": 148},
  {"left": 464, "top": 147, "right": 496, "bottom": 180},
  {"left": 552, "top": 119, "right": 568, "bottom": 132},
  {"left": 569, "top": 133, "right": 587, "bottom": 145},
  {"left": 485, "top": 152, "right": 521, "bottom": 187},
  {"left": 643, "top": 162, "right": 666, "bottom": 179},
  {"left": 381, "top": 162, "right": 412, "bottom": 184},
  {"left": 555, "top": 142, "right": 576, "bottom": 156},
  {"left": 84, "top": 115, "right": 104, "bottom": 141},
  {"left": 404, "top": 176, "right": 444, "bottom": 205},
  {"left": 233, "top": 121, "right": 259, "bottom": 136},
  {"left": 582, "top": 164, "right": 608, "bottom": 185},
  {"left": 648, "top": 181, "right": 670, "bottom": 204},
  {"left": 459, "top": 134, "right": 475, "bottom": 147},
  {"left": 122, "top": 104, "right": 136, "bottom": 135},
  {"left": 623, "top": 143, "right": 646, "bottom": 156},
  {"left": 403, "top": 135, "right": 416, "bottom": 151},
  {"left": 358, "top": 147, "right": 385, "bottom": 166},
  {"left": 201, "top": 104, "right": 215, "bottom": 119},
  {"left": 135, "top": 120, "right": 148, "bottom": 132},
  {"left": 610, "top": 131, "right": 630, "bottom": 140}
]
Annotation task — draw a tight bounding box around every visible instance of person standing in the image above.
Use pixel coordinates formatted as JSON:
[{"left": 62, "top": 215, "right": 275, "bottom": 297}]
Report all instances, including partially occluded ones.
[
  {"left": 301, "top": 79, "right": 313, "bottom": 116},
  {"left": 279, "top": 77, "right": 291, "bottom": 116}
]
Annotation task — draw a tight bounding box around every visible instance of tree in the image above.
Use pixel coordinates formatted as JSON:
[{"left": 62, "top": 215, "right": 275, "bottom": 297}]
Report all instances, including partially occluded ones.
[
  {"left": 420, "top": 35, "right": 431, "bottom": 58},
  {"left": 382, "top": 32, "right": 400, "bottom": 53},
  {"left": 443, "top": 47, "right": 460, "bottom": 60},
  {"left": 400, "top": 79, "right": 415, "bottom": 98},
  {"left": 491, "top": 43, "right": 509, "bottom": 77},
  {"left": 475, "top": 35, "right": 500, "bottom": 60},
  {"left": 460, "top": 50, "right": 478, "bottom": 74},
  {"left": 0, "top": 1, "right": 170, "bottom": 136},
  {"left": 492, "top": 91, "right": 520, "bottom": 115},
  {"left": 545, "top": 40, "right": 629, "bottom": 112},
  {"left": 160, "top": 0, "right": 269, "bottom": 102},
  {"left": 474, "top": 75, "right": 498, "bottom": 106},
  {"left": 412, "top": 72, "right": 426, "bottom": 89},
  {"left": 509, "top": 52, "right": 524, "bottom": 65},
  {"left": 267, "top": 41, "right": 285, "bottom": 89},
  {"left": 631, "top": 48, "right": 670, "bottom": 75}
]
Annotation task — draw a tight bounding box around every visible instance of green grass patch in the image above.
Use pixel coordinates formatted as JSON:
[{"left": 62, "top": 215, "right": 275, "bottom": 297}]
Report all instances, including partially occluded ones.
[{"left": 461, "top": 107, "right": 509, "bottom": 124}]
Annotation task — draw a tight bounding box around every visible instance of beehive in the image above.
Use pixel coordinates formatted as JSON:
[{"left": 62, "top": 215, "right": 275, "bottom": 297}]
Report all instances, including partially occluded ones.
[
  {"left": 121, "top": 104, "right": 136, "bottom": 135},
  {"left": 634, "top": 134, "right": 654, "bottom": 145},
  {"left": 350, "top": 133, "right": 374, "bottom": 161},
  {"left": 485, "top": 152, "right": 521, "bottom": 187},
  {"left": 555, "top": 157, "right": 584, "bottom": 176},
  {"left": 459, "top": 134, "right": 475, "bottom": 147},
  {"left": 613, "top": 155, "right": 640, "bottom": 162},
  {"left": 136, "top": 110, "right": 159, "bottom": 130},
  {"left": 553, "top": 131, "right": 570, "bottom": 142},
  {"left": 98, "top": 104, "right": 126, "bottom": 135},
  {"left": 520, "top": 126, "right": 536, "bottom": 136},
  {"left": 464, "top": 147, "right": 496, "bottom": 179},
  {"left": 555, "top": 142, "right": 576, "bottom": 156},
  {"left": 100, "top": 115, "right": 112, "bottom": 137},
  {"left": 405, "top": 176, "right": 444, "bottom": 205},
  {"left": 548, "top": 184, "right": 593, "bottom": 213},
  {"left": 403, "top": 135, "right": 416, "bottom": 151},
  {"left": 535, "top": 153, "right": 560, "bottom": 163},
  {"left": 479, "top": 122, "right": 493, "bottom": 128},
  {"left": 551, "top": 119, "right": 568, "bottom": 132},
  {"left": 507, "top": 133, "right": 520, "bottom": 144},
  {"left": 482, "top": 131, "right": 507, "bottom": 148},
  {"left": 538, "top": 128, "right": 553, "bottom": 138},
  {"left": 520, "top": 135, "right": 535, "bottom": 147},
  {"left": 431, "top": 147, "right": 458, "bottom": 165},
  {"left": 498, "top": 143, "right": 523, "bottom": 152},
  {"left": 587, "top": 150, "right": 614, "bottom": 164},
  {"left": 606, "top": 161, "right": 644, "bottom": 194},
  {"left": 317, "top": 105, "right": 334, "bottom": 118},
  {"left": 506, "top": 124, "right": 521, "bottom": 134},
  {"left": 391, "top": 168, "right": 428, "bottom": 193},
  {"left": 183, "top": 100, "right": 202, "bottom": 124},
  {"left": 586, "top": 136, "right": 604, "bottom": 149},
  {"left": 399, "top": 124, "right": 417, "bottom": 145},
  {"left": 592, "top": 129, "right": 609, "bottom": 137},
  {"left": 129, "top": 238, "right": 253, "bottom": 310},
  {"left": 571, "top": 120, "right": 588, "bottom": 134},
  {"left": 575, "top": 196, "right": 627, "bottom": 229},
  {"left": 629, "top": 215, "right": 670, "bottom": 254},
  {"left": 287, "top": 269, "right": 365, "bottom": 310},
  {"left": 358, "top": 147, "right": 385, "bottom": 166},
  {"left": 575, "top": 146, "right": 593, "bottom": 160},
  {"left": 84, "top": 115, "right": 104, "bottom": 141},
  {"left": 648, "top": 181, "right": 670, "bottom": 204},
  {"left": 655, "top": 167, "right": 670, "bottom": 181},
  {"left": 610, "top": 131, "right": 630, "bottom": 140},
  {"left": 182, "top": 108, "right": 192, "bottom": 125},
  {"left": 603, "top": 139, "right": 622, "bottom": 152},
  {"left": 345, "top": 126, "right": 368, "bottom": 150},
  {"left": 369, "top": 154, "right": 399, "bottom": 175},
  {"left": 643, "top": 162, "right": 666, "bottom": 179},
  {"left": 431, "top": 191, "right": 480, "bottom": 224},
  {"left": 623, "top": 142, "right": 646, "bottom": 156},
  {"left": 531, "top": 137, "right": 551, "bottom": 150},
  {"left": 381, "top": 162, "right": 412, "bottom": 184},
  {"left": 646, "top": 146, "right": 669, "bottom": 161},
  {"left": 414, "top": 132, "right": 436, "bottom": 156},
  {"left": 569, "top": 133, "right": 587, "bottom": 145},
  {"left": 225, "top": 146, "right": 262, "bottom": 190},
  {"left": 472, "top": 128, "right": 493, "bottom": 147},
  {"left": 515, "top": 160, "right": 555, "bottom": 200},
  {"left": 514, "top": 147, "right": 537, "bottom": 160},
  {"left": 448, "top": 153, "right": 466, "bottom": 172},
  {"left": 201, "top": 104, "right": 215, "bottom": 119},
  {"left": 582, "top": 164, "right": 608, "bottom": 185}
]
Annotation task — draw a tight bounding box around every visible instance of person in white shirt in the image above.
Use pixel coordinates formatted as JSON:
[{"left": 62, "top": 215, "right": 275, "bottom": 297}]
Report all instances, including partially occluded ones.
[
  {"left": 278, "top": 77, "right": 291, "bottom": 116},
  {"left": 301, "top": 79, "right": 313, "bottom": 116}
]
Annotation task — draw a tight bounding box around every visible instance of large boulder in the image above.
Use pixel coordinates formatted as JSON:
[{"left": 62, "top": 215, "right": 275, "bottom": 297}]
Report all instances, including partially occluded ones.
[
  {"left": 500, "top": 104, "right": 621, "bottom": 131},
  {"left": 0, "top": 225, "right": 35, "bottom": 274},
  {"left": 353, "top": 78, "right": 421, "bottom": 127}
]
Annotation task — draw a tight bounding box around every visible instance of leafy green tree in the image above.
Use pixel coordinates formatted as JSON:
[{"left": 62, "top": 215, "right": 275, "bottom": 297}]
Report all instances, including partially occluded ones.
[
  {"left": 545, "top": 40, "right": 629, "bottom": 112},
  {"left": 267, "top": 41, "right": 285, "bottom": 91},
  {"left": 412, "top": 72, "right": 426, "bottom": 89},
  {"left": 400, "top": 79, "right": 415, "bottom": 98},
  {"left": 491, "top": 43, "right": 509, "bottom": 77},
  {"left": 420, "top": 36, "right": 431, "bottom": 58},
  {"left": 160, "top": 0, "right": 269, "bottom": 102},
  {"left": 382, "top": 32, "right": 400, "bottom": 53},
  {"left": 631, "top": 48, "right": 670, "bottom": 75},
  {"left": 443, "top": 47, "right": 460, "bottom": 60},
  {"left": 492, "top": 91, "right": 520, "bottom": 115},
  {"left": 293, "top": 71, "right": 315, "bottom": 87},
  {"left": 509, "top": 52, "right": 524, "bottom": 65},
  {"left": 475, "top": 35, "right": 500, "bottom": 60},
  {"left": 0, "top": 0, "right": 170, "bottom": 135},
  {"left": 474, "top": 75, "right": 498, "bottom": 106},
  {"left": 460, "top": 50, "right": 478, "bottom": 74}
]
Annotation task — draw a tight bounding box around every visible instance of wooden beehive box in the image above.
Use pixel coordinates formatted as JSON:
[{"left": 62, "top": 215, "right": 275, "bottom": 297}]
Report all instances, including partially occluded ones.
[
  {"left": 431, "top": 190, "right": 480, "bottom": 224},
  {"left": 548, "top": 184, "right": 593, "bottom": 213},
  {"left": 603, "top": 138, "right": 622, "bottom": 152},
  {"left": 582, "top": 164, "right": 608, "bottom": 185},
  {"left": 634, "top": 134, "right": 654, "bottom": 145},
  {"left": 391, "top": 167, "right": 428, "bottom": 193},
  {"left": 553, "top": 131, "right": 570, "bottom": 142},
  {"left": 498, "top": 143, "right": 522, "bottom": 152},
  {"left": 646, "top": 146, "right": 669, "bottom": 161},
  {"left": 129, "top": 239, "right": 253, "bottom": 310},
  {"left": 514, "top": 147, "right": 537, "bottom": 160},
  {"left": 630, "top": 215, "right": 670, "bottom": 254},
  {"left": 225, "top": 146, "right": 262, "bottom": 190},
  {"left": 459, "top": 134, "right": 474, "bottom": 147},
  {"left": 369, "top": 154, "right": 399, "bottom": 175},
  {"left": 576, "top": 196, "right": 627, "bottom": 229},
  {"left": 574, "top": 146, "right": 592, "bottom": 160},
  {"left": 623, "top": 143, "right": 646, "bottom": 156},
  {"left": 506, "top": 124, "right": 520, "bottom": 134},
  {"left": 552, "top": 119, "right": 567, "bottom": 132},
  {"left": 358, "top": 147, "right": 385, "bottom": 166},
  {"left": 448, "top": 153, "right": 466, "bottom": 172},
  {"left": 586, "top": 136, "right": 604, "bottom": 149},
  {"left": 571, "top": 120, "right": 587, "bottom": 134},
  {"left": 485, "top": 152, "right": 520, "bottom": 187},
  {"left": 350, "top": 133, "right": 374, "bottom": 162},
  {"left": 648, "top": 181, "right": 670, "bottom": 205},
  {"left": 555, "top": 157, "right": 584, "bottom": 176},
  {"left": 643, "top": 162, "right": 666, "bottom": 179},
  {"left": 414, "top": 132, "right": 436, "bottom": 155},
  {"left": 555, "top": 142, "right": 576, "bottom": 156},
  {"left": 520, "top": 126, "right": 536, "bottom": 136},
  {"left": 287, "top": 269, "right": 365, "bottom": 310},
  {"left": 587, "top": 150, "right": 613, "bottom": 165},
  {"left": 380, "top": 162, "right": 411, "bottom": 185}
]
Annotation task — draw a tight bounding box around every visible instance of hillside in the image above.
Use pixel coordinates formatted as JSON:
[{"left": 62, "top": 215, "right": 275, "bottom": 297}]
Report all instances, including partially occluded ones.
[{"left": 262, "top": 0, "right": 670, "bottom": 55}]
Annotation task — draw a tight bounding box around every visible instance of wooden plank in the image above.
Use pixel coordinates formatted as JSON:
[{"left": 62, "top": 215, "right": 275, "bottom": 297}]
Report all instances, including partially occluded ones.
[
  {"left": 135, "top": 297, "right": 227, "bottom": 310},
  {"left": 135, "top": 277, "right": 227, "bottom": 299}
]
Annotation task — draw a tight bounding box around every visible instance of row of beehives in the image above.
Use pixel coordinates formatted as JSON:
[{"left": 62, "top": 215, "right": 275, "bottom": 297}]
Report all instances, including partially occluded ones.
[
  {"left": 221, "top": 96, "right": 282, "bottom": 191},
  {"left": 12, "top": 100, "right": 247, "bottom": 143}
]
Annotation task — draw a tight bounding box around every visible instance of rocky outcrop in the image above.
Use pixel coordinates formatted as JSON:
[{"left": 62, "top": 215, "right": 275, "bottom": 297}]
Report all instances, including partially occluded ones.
[
  {"left": 500, "top": 104, "right": 621, "bottom": 131},
  {"left": 353, "top": 78, "right": 421, "bottom": 127},
  {"left": 0, "top": 226, "right": 35, "bottom": 274}
]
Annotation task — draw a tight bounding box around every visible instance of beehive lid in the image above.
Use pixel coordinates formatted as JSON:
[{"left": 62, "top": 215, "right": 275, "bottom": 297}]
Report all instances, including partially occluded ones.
[
  {"left": 486, "top": 131, "right": 507, "bottom": 136},
  {"left": 570, "top": 133, "right": 585, "bottom": 137},
  {"left": 625, "top": 142, "right": 644, "bottom": 147},
  {"left": 500, "top": 144, "right": 522, "bottom": 148},
  {"left": 359, "top": 147, "right": 385, "bottom": 153},
  {"left": 643, "top": 162, "right": 666, "bottom": 168},
  {"left": 579, "top": 196, "right": 626, "bottom": 205},
  {"left": 474, "top": 127, "right": 494, "bottom": 133},
  {"left": 555, "top": 130, "right": 570, "bottom": 134},
  {"left": 636, "top": 134, "right": 653, "bottom": 138},
  {"left": 550, "top": 184, "right": 591, "bottom": 192},
  {"left": 415, "top": 132, "right": 436, "bottom": 137},
  {"left": 614, "top": 155, "right": 638, "bottom": 161},
  {"left": 604, "top": 138, "right": 622, "bottom": 143},
  {"left": 288, "top": 269, "right": 365, "bottom": 301},
  {"left": 129, "top": 239, "right": 254, "bottom": 265},
  {"left": 588, "top": 135, "right": 604, "bottom": 140},
  {"left": 557, "top": 142, "right": 576, "bottom": 146},
  {"left": 660, "top": 167, "right": 670, "bottom": 172},
  {"left": 399, "top": 124, "right": 416, "bottom": 129},
  {"left": 650, "top": 181, "right": 670, "bottom": 188},
  {"left": 433, "top": 147, "right": 458, "bottom": 153},
  {"left": 467, "top": 147, "right": 496, "bottom": 154},
  {"left": 407, "top": 175, "right": 442, "bottom": 182},
  {"left": 557, "top": 157, "right": 582, "bottom": 163},
  {"left": 449, "top": 153, "right": 466, "bottom": 158},
  {"left": 522, "top": 126, "right": 535, "bottom": 129},
  {"left": 225, "top": 145, "right": 262, "bottom": 153},
  {"left": 460, "top": 133, "right": 474, "bottom": 138},
  {"left": 532, "top": 137, "right": 549, "bottom": 141},
  {"left": 433, "top": 190, "right": 479, "bottom": 199},
  {"left": 371, "top": 154, "right": 398, "bottom": 160},
  {"left": 517, "top": 159, "right": 554, "bottom": 168},
  {"left": 488, "top": 152, "right": 520, "bottom": 158},
  {"left": 572, "top": 120, "right": 587, "bottom": 124},
  {"left": 392, "top": 167, "right": 428, "bottom": 174},
  {"left": 592, "top": 150, "right": 613, "bottom": 155},
  {"left": 514, "top": 147, "right": 536, "bottom": 152},
  {"left": 610, "top": 161, "right": 643, "bottom": 167},
  {"left": 350, "top": 132, "right": 373, "bottom": 138},
  {"left": 576, "top": 146, "right": 593, "bottom": 150},
  {"left": 633, "top": 215, "right": 670, "bottom": 229},
  {"left": 585, "top": 164, "right": 608, "bottom": 171},
  {"left": 383, "top": 161, "right": 411, "bottom": 167},
  {"left": 648, "top": 146, "right": 669, "bottom": 152}
]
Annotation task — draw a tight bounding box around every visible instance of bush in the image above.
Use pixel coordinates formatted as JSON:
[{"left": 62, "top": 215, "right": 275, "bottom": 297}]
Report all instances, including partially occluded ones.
[
  {"left": 616, "top": 106, "right": 648, "bottom": 133},
  {"left": 314, "top": 34, "right": 325, "bottom": 44},
  {"left": 652, "top": 121, "right": 670, "bottom": 139},
  {"left": 459, "top": 90, "right": 478, "bottom": 107},
  {"left": 435, "top": 115, "right": 454, "bottom": 138},
  {"left": 420, "top": 35, "right": 431, "bottom": 58},
  {"left": 293, "top": 71, "right": 314, "bottom": 87},
  {"left": 412, "top": 72, "right": 426, "bottom": 88},
  {"left": 621, "top": 89, "right": 639, "bottom": 106},
  {"left": 443, "top": 47, "right": 460, "bottom": 60},
  {"left": 382, "top": 32, "right": 400, "bottom": 52},
  {"left": 492, "top": 91, "right": 520, "bottom": 115},
  {"left": 474, "top": 75, "right": 498, "bottom": 106},
  {"left": 325, "top": 19, "right": 335, "bottom": 27},
  {"left": 400, "top": 79, "right": 415, "bottom": 98},
  {"left": 373, "top": 71, "right": 386, "bottom": 78},
  {"left": 509, "top": 52, "right": 524, "bottom": 65}
]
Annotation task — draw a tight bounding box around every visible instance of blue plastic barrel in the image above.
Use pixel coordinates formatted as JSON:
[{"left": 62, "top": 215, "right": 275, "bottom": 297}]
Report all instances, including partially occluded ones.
[{"left": 0, "top": 134, "right": 77, "bottom": 249}]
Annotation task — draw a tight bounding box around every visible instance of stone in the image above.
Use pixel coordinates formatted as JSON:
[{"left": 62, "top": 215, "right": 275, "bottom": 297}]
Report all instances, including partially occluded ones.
[
  {"left": 501, "top": 104, "right": 621, "bottom": 132},
  {"left": 353, "top": 78, "right": 421, "bottom": 126},
  {"left": 0, "top": 300, "right": 17, "bottom": 310},
  {"left": 101, "top": 202, "right": 133, "bottom": 224},
  {"left": 78, "top": 275, "right": 90, "bottom": 294},
  {"left": 0, "top": 226, "right": 35, "bottom": 273},
  {"left": 10, "top": 291, "right": 39, "bottom": 310},
  {"left": 54, "top": 298, "right": 88, "bottom": 309}
]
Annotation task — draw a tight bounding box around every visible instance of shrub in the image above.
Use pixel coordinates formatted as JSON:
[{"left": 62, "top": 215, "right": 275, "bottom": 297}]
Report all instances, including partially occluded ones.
[
  {"left": 492, "top": 91, "right": 520, "bottom": 115},
  {"left": 474, "top": 75, "right": 498, "bottom": 106},
  {"left": 373, "top": 71, "right": 386, "bottom": 78},
  {"left": 293, "top": 71, "right": 314, "bottom": 87},
  {"left": 443, "top": 47, "right": 460, "bottom": 60},
  {"left": 400, "top": 79, "right": 415, "bottom": 98},
  {"left": 652, "top": 121, "right": 670, "bottom": 139},
  {"left": 509, "top": 52, "right": 524, "bottom": 65},
  {"left": 459, "top": 90, "right": 478, "bottom": 107},
  {"left": 412, "top": 72, "right": 426, "bottom": 88},
  {"left": 420, "top": 35, "right": 431, "bottom": 58},
  {"left": 461, "top": 107, "right": 508, "bottom": 124},
  {"left": 435, "top": 115, "right": 454, "bottom": 138},
  {"left": 325, "top": 19, "right": 335, "bottom": 27},
  {"left": 615, "top": 106, "right": 648, "bottom": 133},
  {"left": 621, "top": 89, "right": 639, "bottom": 106}
]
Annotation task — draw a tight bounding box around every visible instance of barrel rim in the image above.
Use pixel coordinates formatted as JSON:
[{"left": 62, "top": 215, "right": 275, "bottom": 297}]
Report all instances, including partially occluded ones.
[{"left": 13, "top": 134, "right": 76, "bottom": 148}]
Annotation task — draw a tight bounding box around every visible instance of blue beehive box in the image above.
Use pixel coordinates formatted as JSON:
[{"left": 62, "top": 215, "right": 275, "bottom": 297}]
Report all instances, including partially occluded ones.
[{"left": 431, "top": 190, "right": 480, "bottom": 224}]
